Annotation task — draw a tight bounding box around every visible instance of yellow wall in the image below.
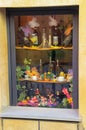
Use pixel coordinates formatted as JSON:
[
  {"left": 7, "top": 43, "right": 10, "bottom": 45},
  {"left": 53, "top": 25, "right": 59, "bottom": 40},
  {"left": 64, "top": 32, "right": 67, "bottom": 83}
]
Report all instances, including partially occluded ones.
[
  {"left": 0, "top": 119, "right": 2, "bottom": 130},
  {"left": 3, "top": 119, "right": 78, "bottom": 130},
  {"left": 77, "top": 0, "right": 86, "bottom": 129},
  {"left": 3, "top": 119, "right": 38, "bottom": 130},
  {"left": 0, "top": 0, "right": 76, "bottom": 7},
  {"left": 0, "top": 0, "right": 86, "bottom": 129},
  {"left": 0, "top": 8, "right": 9, "bottom": 111}
]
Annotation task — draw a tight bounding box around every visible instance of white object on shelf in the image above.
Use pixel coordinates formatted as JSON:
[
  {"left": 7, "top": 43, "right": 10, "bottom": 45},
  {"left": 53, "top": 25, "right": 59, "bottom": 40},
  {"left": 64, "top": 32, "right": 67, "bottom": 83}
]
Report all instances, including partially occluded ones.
[
  {"left": 57, "top": 76, "right": 65, "bottom": 82},
  {"left": 31, "top": 76, "right": 38, "bottom": 81}
]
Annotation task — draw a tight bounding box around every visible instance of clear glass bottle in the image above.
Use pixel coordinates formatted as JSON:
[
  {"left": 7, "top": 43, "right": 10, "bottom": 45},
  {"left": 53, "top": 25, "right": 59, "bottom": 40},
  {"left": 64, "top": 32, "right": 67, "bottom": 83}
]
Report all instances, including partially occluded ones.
[
  {"left": 56, "top": 59, "right": 60, "bottom": 77},
  {"left": 39, "top": 59, "right": 43, "bottom": 75},
  {"left": 48, "top": 56, "right": 53, "bottom": 73},
  {"left": 42, "top": 27, "right": 47, "bottom": 48},
  {"left": 48, "top": 28, "right": 52, "bottom": 47}
]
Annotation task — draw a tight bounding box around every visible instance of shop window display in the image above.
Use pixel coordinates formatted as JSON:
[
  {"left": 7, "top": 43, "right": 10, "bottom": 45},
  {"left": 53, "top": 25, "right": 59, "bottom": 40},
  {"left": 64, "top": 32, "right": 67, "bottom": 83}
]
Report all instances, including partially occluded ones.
[
  {"left": 6, "top": 5, "right": 78, "bottom": 109},
  {"left": 15, "top": 15, "right": 73, "bottom": 108}
]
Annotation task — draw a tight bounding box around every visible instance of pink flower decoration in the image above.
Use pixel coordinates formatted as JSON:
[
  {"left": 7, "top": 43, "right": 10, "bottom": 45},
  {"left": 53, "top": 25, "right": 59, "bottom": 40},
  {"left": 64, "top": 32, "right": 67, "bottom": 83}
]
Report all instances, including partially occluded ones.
[
  {"left": 62, "top": 88, "right": 68, "bottom": 95},
  {"left": 62, "top": 88, "right": 73, "bottom": 108}
]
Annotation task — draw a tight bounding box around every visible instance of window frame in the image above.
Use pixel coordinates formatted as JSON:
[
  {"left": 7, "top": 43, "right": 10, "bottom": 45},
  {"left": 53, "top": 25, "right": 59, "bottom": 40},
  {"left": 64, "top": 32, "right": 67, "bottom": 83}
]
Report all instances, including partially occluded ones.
[{"left": 6, "top": 6, "right": 79, "bottom": 108}]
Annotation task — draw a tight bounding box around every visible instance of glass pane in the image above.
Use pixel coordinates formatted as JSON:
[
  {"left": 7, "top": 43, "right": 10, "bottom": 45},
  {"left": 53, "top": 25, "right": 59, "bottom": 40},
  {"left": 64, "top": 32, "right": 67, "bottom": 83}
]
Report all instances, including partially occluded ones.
[{"left": 15, "top": 15, "right": 73, "bottom": 108}]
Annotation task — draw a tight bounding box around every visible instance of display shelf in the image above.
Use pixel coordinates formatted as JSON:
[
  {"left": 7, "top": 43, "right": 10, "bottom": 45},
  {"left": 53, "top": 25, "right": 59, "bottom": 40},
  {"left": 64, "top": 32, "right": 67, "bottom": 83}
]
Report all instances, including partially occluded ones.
[
  {"left": 63, "top": 46, "right": 73, "bottom": 50},
  {"left": 19, "top": 78, "right": 69, "bottom": 84},
  {"left": 16, "top": 46, "right": 72, "bottom": 50}
]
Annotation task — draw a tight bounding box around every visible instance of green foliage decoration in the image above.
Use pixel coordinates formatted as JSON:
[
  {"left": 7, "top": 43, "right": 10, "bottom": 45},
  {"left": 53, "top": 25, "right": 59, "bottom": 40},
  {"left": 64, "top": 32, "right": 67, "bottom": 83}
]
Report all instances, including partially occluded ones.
[{"left": 16, "top": 66, "right": 23, "bottom": 80}]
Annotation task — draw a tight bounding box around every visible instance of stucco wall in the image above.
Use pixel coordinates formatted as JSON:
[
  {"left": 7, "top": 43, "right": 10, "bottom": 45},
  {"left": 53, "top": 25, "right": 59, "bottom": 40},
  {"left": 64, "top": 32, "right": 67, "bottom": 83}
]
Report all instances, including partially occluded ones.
[
  {"left": 0, "top": 8, "right": 9, "bottom": 110},
  {"left": 77, "top": 0, "right": 86, "bottom": 129},
  {"left": 0, "top": 0, "right": 76, "bottom": 7},
  {"left": 0, "top": 0, "right": 86, "bottom": 129}
]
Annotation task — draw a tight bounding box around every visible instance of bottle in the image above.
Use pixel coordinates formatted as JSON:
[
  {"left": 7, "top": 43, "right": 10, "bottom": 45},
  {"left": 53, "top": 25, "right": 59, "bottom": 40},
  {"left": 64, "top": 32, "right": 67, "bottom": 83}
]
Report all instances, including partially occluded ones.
[
  {"left": 31, "top": 27, "right": 39, "bottom": 46},
  {"left": 56, "top": 59, "right": 60, "bottom": 77},
  {"left": 48, "top": 56, "right": 53, "bottom": 73},
  {"left": 42, "top": 28, "right": 47, "bottom": 48},
  {"left": 39, "top": 59, "right": 43, "bottom": 74},
  {"left": 48, "top": 28, "right": 52, "bottom": 47},
  {"left": 52, "top": 26, "right": 59, "bottom": 46}
]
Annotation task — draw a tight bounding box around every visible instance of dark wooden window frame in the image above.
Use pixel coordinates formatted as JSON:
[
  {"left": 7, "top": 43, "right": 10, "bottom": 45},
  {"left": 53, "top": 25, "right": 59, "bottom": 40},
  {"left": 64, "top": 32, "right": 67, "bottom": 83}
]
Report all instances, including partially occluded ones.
[{"left": 6, "top": 6, "right": 79, "bottom": 108}]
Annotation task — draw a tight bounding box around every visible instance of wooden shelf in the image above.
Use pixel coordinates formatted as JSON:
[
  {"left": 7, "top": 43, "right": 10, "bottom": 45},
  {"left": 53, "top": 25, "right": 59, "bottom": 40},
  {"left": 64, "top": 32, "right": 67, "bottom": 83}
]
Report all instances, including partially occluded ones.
[
  {"left": 16, "top": 46, "right": 72, "bottom": 50},
  {"left": 62, "top": 46, "right": 73, "bottom": 50},
  {"left": 19, "top": 78, "right": 69, "bottom": 84}
]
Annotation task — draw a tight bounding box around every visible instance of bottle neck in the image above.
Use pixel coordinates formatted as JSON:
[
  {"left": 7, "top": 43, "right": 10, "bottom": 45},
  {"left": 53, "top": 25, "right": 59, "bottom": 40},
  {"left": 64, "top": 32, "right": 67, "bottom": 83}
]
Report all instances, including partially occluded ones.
[
  {"left": 56, "top": 60, "right": 59, "bottom": 67},
  {"left": 48, "top": 56, "right": 53, "bottom": 72},
  {"left": 56, "top": 59, "right": 60, "bottom": 77},
  {"left": 39, "top": 59, "right": 43, "bottom": 74},
  {"left": 34, "top": 27, "right": 38, "bottom": 34},
  {"left": 53, "top": 26, "right": 58, "bottom": 35}
]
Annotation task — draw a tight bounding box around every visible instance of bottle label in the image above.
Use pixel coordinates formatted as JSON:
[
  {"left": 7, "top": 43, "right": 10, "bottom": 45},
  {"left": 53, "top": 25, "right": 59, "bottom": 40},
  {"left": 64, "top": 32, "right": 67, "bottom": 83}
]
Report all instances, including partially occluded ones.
[
  {"left": 30, "top": 34, "right": 38, "bottom": 45},
  {"left": 53, "top": 36, "right": 58, "bottom": 46}
]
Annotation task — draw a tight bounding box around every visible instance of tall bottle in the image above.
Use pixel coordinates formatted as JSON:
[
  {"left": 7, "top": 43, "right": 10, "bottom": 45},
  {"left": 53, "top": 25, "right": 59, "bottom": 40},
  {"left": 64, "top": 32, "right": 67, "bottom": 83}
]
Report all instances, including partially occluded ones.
[
  {"left": 48, "top": 56, "right": 53, "bottom": 73},
  {"left": 48, "top": 28, "right": 52, "bottom": 47},
  {"left": 42, "top": 27, "right": 47, "bottom": 48},
  {"left": 56, "top": 59, "right": 60, "bottom": 77},
  {"left": 52, "top": 26, "right": 59, "bottom": 46},
  {"left": 39, "top": 59, "right": 43, "bottom": 74}
]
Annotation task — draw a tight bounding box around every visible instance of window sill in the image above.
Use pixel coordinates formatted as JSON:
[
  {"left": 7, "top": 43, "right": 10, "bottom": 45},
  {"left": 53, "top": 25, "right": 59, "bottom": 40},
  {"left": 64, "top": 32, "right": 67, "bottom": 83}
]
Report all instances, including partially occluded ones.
[{"left": 0, "top": 106, "right": 81, "bottom": 122}]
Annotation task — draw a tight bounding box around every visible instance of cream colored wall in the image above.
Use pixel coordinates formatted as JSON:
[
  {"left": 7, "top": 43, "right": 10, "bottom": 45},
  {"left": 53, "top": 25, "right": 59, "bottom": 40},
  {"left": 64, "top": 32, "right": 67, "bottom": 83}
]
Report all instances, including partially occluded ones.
[
  {"left": 40, "top": 121, "right": 77, "bottom": 130},
  {"left": 0, "top": 8, "right": 9, "bottom": 111},
  {"left": 3, "top": 119, "right": 78, "bottom": 130},
  {"left": 0, "top": 119, "right": 2, "bottom": 130},
  {"left": 3, "top": 119, "right": 38, "bottom": 130},
  {"left": 0, "top": 8, "right": 9, "bottom": 130},
  {"left": 0, "top": 0, "right": 76, "bottom": 7},
  {"left": 0, "top": 0, "right": 86, "bottom": 130},
  {"left": 77, "top": 0, "right": 86, "bottom": 129}
]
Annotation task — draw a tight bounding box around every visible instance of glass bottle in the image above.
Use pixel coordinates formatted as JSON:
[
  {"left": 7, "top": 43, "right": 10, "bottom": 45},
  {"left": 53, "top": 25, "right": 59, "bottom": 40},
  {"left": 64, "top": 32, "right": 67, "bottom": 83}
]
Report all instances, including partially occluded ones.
[
  {"left": 42, "top": 27, "right": 47, "bottom": 48},
  {"left": 48, "top": 56, "right": 53, "bottom": 73},
  {"left": 39, "top": 59, "right": 43, "bottom": 74},
  {"left": 31, "top": 27, "right": 39, "bottom": 46},
  {"left": 48, "top": 28, "right": 52, "bottom": 47},
  {"left": 56, "top": 59, "right": 60, "bottom": 77},
  {"left": 52, "top": 26, "right": 59, "bottom": 46}
]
